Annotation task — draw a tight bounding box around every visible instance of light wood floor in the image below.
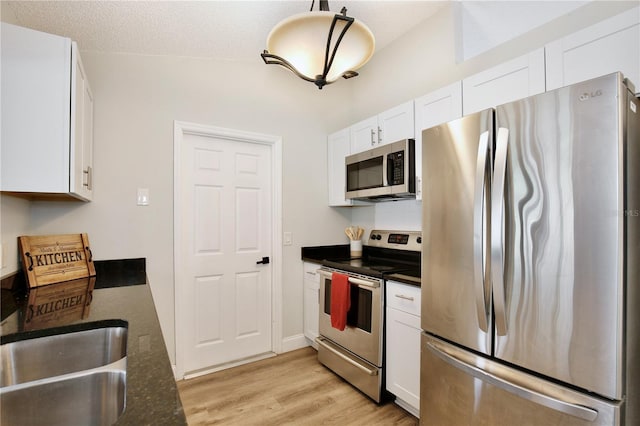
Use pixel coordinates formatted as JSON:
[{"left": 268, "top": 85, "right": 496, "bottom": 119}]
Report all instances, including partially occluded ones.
[{"left": 177, "top": 347, "right": 418, "bottom": 425}]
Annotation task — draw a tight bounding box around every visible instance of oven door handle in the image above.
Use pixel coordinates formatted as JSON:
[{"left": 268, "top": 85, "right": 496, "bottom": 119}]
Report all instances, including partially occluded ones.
[
  {"left": 348, "top": 276, "right": 380, "bottom": 288},
  {"left": 316, "top": 337, "right": 378, "bottom": 376},
  {"left": 318, "top": 269, "right": 380, "bottom": 289}
]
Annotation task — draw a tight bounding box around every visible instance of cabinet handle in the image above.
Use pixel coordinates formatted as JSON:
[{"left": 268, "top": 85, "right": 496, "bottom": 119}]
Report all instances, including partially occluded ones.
[
  {"left": 394, "top": 294, "right": 414, "bottom": 301},
  {"left": 306, "top": 271, "right": 316, "bottom": 276},
  {"left": 370, "top": 129, "right": 375, "bottom": 146},
  {"left": 377, "top": 126, "right": 382, "bottom": 144},
  {"left": 83, "top": 166, "right": 92, "bottom": 190}
]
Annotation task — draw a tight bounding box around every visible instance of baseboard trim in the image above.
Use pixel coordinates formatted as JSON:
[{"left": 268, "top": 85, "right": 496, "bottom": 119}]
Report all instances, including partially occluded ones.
[
  {"left": 182, "top": 352, "right": 276, "bottom": 380},
  {"left": 177, "top": 334, "right": 311, "bottom": 380},
  {"left": 394, "top": 397, "right": 420, "bottom": 419},
  {"left": 280, "top": 333, "right": 310, "bottom": 353}
]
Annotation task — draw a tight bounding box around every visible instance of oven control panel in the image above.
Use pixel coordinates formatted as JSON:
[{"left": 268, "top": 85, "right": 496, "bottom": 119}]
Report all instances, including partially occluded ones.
[{"left": 367, "top": 230, "right": 422, "bottom": 252}]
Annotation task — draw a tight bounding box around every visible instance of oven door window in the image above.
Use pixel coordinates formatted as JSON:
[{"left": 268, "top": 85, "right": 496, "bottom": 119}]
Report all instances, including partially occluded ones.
[
  {"left": 324, "top": 281, "right": 373, "bottom": 333},
  {"left": 346, "top": 156, "right": 383, "bottom": 191}
]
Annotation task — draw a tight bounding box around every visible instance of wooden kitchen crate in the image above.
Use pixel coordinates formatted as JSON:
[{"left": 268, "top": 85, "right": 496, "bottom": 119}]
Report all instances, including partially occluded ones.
[{"left": 19, "top": 233, "right": 96, "bottom": 288}]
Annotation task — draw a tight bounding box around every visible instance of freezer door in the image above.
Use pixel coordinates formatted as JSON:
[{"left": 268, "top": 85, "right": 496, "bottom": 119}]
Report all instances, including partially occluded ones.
[
  {"left": 421, "top": 333, "right": 622, "bottom": 426},
  {"left": 421, "top": 110, "right": 492, "bottom": 355},
  {"left": 493, "top": 73, "right": 625, "bottom": 400}
]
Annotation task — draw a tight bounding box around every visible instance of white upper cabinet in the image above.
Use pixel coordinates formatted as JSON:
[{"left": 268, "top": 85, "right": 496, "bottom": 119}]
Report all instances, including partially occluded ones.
[
  {"left": 327, "top": 127, "right": 353, "bottom": 206},
  {"left": 350, "top": 116, "right": 379, "bottom": 154},
  {"left": 71, "top": 43, "right": 94, "bottom": 201},
  {"left": 414, "top": 82, "right": 463, "bottom": 200},
  {"left": 350, "top": 101, "right": 414, "bottom": 154},
  {"left": 1, "top": 23, "right": 94, "bottom": 201},
  {"left": 545, "top": 6, "right": 640, "bottom": 94},
  {"left": 462, "top": 48, "right": 546, "bottom": 115}
]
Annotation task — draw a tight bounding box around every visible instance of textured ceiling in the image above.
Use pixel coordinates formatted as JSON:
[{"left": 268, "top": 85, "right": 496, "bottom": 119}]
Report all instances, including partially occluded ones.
[{"left": 4, "top": 1, "right": 448, "bottom": 61}]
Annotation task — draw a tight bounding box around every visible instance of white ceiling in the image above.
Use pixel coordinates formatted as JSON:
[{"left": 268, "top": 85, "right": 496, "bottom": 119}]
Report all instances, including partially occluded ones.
[{"left": 4, "top": 1, "right": 448, "bottom": 61}]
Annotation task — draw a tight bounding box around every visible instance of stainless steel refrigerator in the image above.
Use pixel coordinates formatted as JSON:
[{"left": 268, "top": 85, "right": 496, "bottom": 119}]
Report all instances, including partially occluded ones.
[{"left": 420, "top": 72, "right": 640, "bottom": 425}]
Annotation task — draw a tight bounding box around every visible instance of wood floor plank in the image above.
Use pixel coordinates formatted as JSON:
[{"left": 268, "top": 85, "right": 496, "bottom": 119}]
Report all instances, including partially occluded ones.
[{"left": 177, "top": 347, "right": 418, "bottom": 425}]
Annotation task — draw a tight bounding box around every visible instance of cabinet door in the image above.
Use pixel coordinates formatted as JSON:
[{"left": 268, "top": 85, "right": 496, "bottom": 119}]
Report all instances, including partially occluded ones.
[
  {"left": 545, "top": 6, "right": 639, "bottom": 94},
  {"left": 1, "top": 23, "right": 71, "bottom": 194},
  {"left": 70, "top": 43, "right": 94, "bottom": 201},
  {"left": 414, "top": 82, "right": 463, "bottom": 200},
  {"left": 386, "top": 281, "right": 421, "bottom": 416},
  {"left": 303, "top": 262, "right": 320, "bottom": 347},
  {"left": 378, "top": 100, "right": 414, "bottom": 146},
  {"left": 327, "top": 128, "right": 353, "bottom": 206},
  {"left": 463, "top": 48, "right": 545, "bottom": 115},
  {"left": 386, "top": 307, "right": 421, "bottom": 415},
  {"left": 350, "top": 116, "right": 378, "bottom": 154}
]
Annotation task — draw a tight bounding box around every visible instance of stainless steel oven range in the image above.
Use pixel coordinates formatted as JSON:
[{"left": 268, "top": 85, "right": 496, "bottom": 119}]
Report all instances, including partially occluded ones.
[{"left": 316, "top": 230, "right": 421, "bottom": 403}]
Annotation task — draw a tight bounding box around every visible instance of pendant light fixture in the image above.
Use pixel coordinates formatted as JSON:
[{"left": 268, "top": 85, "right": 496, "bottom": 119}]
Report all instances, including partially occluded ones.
[{"left": 261, "top": 0, "right": 375, "bottom": 90}]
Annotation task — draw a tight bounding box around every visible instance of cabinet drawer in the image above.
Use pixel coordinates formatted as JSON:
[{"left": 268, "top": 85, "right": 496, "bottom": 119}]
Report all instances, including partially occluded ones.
[
  {"left": 303, "top": 262, "right": 321, "bottom": 284},
  {"left": 386, "top": 281, "right": 421, "bottom": 316}
]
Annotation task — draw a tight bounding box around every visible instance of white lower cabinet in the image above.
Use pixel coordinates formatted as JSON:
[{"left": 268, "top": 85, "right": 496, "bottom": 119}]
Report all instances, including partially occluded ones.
[
  {"left": 303, "top": 262, "right": 320, "bottom": 348},
  {"left": 386, "top": 280, "right": 421, "bottom": 417}
]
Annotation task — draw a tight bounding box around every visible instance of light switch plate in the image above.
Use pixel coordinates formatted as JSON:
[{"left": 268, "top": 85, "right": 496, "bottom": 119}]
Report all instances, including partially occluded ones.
[
  {"left": 137, "top": 188, "right": 150, "bottom": 206},
  {"left": 283, "top": 232, "right": 293, "bottom": 246}
]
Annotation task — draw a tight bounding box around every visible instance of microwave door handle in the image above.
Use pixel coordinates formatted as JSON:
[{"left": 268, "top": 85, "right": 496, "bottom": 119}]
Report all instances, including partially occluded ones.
[{"left": 382, "top": 154, "right": 389, "bottom": 187}]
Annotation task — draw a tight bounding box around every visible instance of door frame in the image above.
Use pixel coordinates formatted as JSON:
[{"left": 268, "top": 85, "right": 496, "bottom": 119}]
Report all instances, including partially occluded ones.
[{"left": 173, "top": 120, "right": 283, "bottom": 379}]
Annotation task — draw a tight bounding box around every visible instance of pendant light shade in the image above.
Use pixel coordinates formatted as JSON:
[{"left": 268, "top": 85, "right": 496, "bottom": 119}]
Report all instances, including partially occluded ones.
[{"left": 261, "top": 2, "right": 375, "bottom": 89}]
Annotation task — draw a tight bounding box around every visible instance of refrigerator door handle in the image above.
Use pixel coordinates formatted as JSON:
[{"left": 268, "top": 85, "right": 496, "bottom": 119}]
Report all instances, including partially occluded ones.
[
  {"left": 491, "top": 127, "right": 509, "bottom": 336},
  {"left": 473, "top": 130, "right": 490, "bottom": 332},
  {"left": 426, "top": 341, "right": 599, "bottom": 422}
]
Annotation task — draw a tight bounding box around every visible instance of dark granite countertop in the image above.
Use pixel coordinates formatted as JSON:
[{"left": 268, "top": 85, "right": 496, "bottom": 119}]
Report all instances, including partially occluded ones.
[
  {"left": 301, "top": 244, "right": 350, "bottom": 264},
  {"left": 301, "top": 244, "right": 422, "bottom": 286},
  {"left": 0, "top": 258, "right": 187, "bottom": 426}
]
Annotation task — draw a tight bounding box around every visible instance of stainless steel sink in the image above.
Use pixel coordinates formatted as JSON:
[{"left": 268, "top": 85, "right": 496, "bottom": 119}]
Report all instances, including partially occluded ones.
[
  {"left": 1, "top": 320, "right": 128, "bottom": 386},
  {"left": 1, "top": 362, "right": 127, "bottom": 426},
  {"left": 0, "top": 320, "right": 128, "bottom": 426}
]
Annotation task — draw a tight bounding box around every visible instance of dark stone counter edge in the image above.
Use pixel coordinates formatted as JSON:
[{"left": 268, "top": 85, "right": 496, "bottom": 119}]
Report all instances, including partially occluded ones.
[
  {"left": 0, "top": 258, "right": 187, "bottom": 426},
  {"left": 1, "top": 257, "right": 147, "bottom": 292},
  {"left": 301, "top": 244, "right": 350, "bottom": 263}
]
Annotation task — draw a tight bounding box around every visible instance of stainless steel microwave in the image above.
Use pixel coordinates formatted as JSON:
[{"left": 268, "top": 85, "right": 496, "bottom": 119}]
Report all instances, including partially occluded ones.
[{"left": 345, "top": 139, "right": 415, "bottom": 201}]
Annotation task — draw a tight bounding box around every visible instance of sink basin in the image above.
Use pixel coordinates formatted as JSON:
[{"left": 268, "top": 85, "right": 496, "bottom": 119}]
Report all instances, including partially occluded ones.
[
  {"left": 0, "top": 320, "right": 128, "bottom": 426},
  {"left": 1, "top": 363, "right": 127, "bottom": 426},
  {"left": 1, "top": 319, "right": 128, "bottom": 386}
]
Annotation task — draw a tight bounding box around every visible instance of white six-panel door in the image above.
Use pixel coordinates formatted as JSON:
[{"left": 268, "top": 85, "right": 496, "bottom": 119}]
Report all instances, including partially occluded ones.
[{"left": 175, "top": 122, "right": 279, "bottom": 377}]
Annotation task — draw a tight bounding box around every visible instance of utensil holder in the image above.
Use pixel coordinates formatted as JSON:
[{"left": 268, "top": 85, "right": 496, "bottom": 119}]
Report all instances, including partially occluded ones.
[{"left": 350, "top": 240, "right": 362, "bottom": 258}]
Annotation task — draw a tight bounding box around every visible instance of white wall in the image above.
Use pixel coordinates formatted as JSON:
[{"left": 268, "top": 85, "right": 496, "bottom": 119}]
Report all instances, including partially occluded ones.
[
  {"left": 455, "top": 1, "right": 588, "bottom": 61},
  {"left": 5, "top": 51, "right": 354, "bottom": 363}
]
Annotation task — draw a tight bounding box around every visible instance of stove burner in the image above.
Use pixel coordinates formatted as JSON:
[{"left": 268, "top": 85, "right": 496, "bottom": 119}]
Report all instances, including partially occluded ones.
[{"left": 321, "top": 230, "right": 421, "bottom": 279}]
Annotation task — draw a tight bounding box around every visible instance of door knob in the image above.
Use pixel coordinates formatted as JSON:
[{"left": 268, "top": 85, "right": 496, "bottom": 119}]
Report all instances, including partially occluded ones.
[{"left": 256, "top": 256, "right": 270, "bottom": 265}]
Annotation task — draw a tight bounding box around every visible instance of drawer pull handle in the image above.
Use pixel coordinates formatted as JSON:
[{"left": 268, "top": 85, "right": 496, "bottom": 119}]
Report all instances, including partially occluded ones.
[{"left": 394, "top": 294, "right": 414, "bottom": 301}]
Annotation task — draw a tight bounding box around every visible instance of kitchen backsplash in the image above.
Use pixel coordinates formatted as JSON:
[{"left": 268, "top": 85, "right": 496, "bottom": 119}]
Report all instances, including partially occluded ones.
[{"left": 351, "top": 200, "right": 422, "bottom": 242}]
